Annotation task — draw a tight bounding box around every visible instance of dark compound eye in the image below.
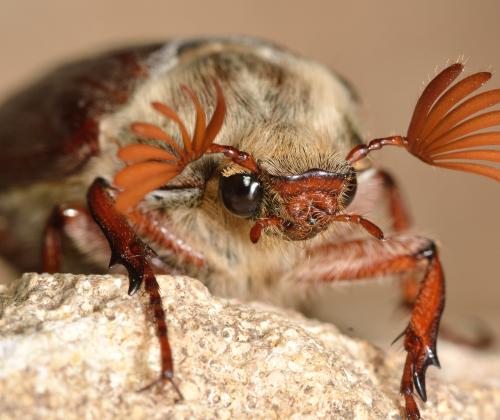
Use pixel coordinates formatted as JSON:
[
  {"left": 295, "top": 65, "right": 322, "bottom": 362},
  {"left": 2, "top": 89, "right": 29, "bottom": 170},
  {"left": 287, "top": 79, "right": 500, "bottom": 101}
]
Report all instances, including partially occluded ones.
[
  {"left": 219, "top": 173, "right": 263, "bottom": 218},
  {"left": 343, "top": 173, "right": 357, "bottom": 208}
]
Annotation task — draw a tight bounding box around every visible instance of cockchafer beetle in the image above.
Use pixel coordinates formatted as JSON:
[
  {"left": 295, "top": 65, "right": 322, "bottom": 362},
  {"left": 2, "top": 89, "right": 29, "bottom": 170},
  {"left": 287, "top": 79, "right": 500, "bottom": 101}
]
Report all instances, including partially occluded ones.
[{"left": 0, "top": 37, "right": 498, "bottom": 418}]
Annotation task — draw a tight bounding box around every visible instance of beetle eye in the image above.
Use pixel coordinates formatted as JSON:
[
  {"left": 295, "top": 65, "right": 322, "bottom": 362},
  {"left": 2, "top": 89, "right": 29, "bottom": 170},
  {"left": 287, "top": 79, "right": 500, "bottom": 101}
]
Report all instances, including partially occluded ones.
[
  {"left": 343, "top": 174, "right": 357, "bottom": 208},
  {"left": 219, "top": 173, "right": 263, "bottom": 218}
]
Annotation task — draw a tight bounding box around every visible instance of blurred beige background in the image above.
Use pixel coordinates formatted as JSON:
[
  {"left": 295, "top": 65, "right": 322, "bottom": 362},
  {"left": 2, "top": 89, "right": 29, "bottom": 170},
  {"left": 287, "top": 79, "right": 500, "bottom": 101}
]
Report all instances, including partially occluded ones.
[{"left": 1, "top": 1, "right": 499, "bottom": 345}]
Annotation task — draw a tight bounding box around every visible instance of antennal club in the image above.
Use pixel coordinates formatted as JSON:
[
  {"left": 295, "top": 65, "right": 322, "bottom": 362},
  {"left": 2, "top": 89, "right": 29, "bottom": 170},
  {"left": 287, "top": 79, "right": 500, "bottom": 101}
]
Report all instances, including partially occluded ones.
[{"left": 347, "top": 63, "right": 500, "bottom": 182}]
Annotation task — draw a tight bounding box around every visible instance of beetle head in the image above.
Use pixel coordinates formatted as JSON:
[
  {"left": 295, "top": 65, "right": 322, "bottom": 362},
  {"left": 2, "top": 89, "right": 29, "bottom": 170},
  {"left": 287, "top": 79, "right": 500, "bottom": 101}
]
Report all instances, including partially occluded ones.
[
  {"left": 264, "top": 167, "right": 357, "bottom": 240},
  {"left": 218, "top": 126, "right": 358, "bottom": 242}
]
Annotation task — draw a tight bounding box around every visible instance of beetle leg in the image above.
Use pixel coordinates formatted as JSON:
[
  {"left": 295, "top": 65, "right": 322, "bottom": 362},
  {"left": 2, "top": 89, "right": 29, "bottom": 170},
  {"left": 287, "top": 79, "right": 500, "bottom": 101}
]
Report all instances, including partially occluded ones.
[
  {"left": 87, "top": 177, "right": 182, "bottom": 398},
  {"left": 301, "top": 234, "right": 444, "bottom": 419},
  {"left": 372, "top": 169, "right": 418, "bottom": 309},
  {"left": 127, "top": 210, "right": 205, "bottom": 269},
  {"left": 41, "top": 204, "right": 108, "bottom": 273},
  {"left": 374, "top": 169, "right": 493, "bottom": 349},
  {"left": 41, "top": 204, "right": 177, "bottom": 275},
  {"left": 375, "top": 170, "right": 412, "bottom": 232}
]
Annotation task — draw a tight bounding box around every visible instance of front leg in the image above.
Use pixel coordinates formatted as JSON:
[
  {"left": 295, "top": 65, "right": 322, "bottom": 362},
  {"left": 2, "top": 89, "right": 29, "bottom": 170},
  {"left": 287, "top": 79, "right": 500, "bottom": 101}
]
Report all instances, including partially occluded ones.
[
  {"left": 302, "top": 235, "right": 444, "bottom": 419},
  {"left": 87, "top": 177, "right": 182, "bottom": 397}
]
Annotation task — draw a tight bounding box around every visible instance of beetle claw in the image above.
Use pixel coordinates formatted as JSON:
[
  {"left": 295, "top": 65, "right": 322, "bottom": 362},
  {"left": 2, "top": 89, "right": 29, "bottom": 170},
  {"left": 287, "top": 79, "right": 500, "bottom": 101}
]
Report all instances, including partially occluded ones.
[
  {"left": 109, "top": 250, "right": 120, "bottom": 268},
  {"left": 426, "top": 346, "right": 441, "bottom": 369},
  {"left": 413, "top": 369, "right": 427, "bottom": 402},
  {"left": 138, "top": 371, "right": 184, "bottom": 401},
  {"left": 412, "top": 345, "right": 442, "bottom": 402},
  {"left": 127, "top": 274, "right": 143, "bottom": 295}
]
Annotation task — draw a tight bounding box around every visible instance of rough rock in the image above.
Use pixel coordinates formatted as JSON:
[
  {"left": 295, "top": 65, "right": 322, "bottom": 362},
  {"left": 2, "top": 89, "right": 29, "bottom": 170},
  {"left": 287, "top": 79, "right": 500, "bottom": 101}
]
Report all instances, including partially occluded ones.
[{"left": 0, "top": 273, "right": 499, "bottom": 419}]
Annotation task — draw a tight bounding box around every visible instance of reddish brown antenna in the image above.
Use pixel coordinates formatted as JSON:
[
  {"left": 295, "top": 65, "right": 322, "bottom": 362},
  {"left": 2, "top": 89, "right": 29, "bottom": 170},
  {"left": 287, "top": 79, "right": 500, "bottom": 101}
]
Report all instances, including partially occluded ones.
[
  {"left": 347, "top": 63, "right": 500, "bottom": 182},
  {"left": 114, "top": 79, "right": 227, "bottom": 213}
]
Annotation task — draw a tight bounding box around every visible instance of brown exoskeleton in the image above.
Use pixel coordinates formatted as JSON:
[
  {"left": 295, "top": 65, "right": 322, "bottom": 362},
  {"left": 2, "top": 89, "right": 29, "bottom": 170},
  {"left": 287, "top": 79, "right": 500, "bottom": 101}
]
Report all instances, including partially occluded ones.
[{"left": 0, "top": 37, "right": 499, "bottom": 419}]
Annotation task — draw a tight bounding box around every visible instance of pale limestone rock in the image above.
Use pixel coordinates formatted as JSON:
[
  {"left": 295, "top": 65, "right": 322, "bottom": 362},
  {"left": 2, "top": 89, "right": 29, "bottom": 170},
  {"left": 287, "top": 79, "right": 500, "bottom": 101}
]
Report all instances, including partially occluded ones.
[{"left": 0, "top": 273, "right": 499, "bottom": 419}]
